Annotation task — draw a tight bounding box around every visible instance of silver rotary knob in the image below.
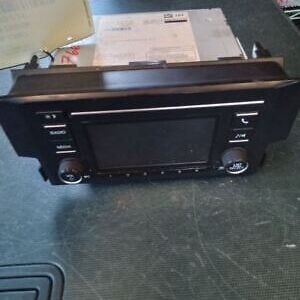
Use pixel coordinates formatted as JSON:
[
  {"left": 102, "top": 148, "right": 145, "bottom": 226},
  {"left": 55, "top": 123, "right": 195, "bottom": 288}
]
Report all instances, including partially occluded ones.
[
  {"left": 222, "top": 148, "right": 249, "bottom": 175},
  {"left": 58, "top": 159, "right": 84, "bottom": 184}
]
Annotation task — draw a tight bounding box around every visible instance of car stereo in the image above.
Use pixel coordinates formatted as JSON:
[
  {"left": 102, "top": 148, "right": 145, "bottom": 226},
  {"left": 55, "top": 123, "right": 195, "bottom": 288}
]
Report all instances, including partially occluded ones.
[{"left": 0, "top": 59, "right": 299, "bottom": 185}]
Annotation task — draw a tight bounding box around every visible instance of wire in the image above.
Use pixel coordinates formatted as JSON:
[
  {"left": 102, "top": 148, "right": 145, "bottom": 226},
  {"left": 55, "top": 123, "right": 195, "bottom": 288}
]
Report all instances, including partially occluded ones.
[{"left": 41, "top": 49, "right": 55, "bottom": 62}]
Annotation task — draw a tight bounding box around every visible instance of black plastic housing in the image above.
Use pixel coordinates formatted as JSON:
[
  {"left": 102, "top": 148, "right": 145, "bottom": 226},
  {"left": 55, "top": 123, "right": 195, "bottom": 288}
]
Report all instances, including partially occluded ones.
[{"left": 0, "top": 59, "right": 299, "bottom": 185}]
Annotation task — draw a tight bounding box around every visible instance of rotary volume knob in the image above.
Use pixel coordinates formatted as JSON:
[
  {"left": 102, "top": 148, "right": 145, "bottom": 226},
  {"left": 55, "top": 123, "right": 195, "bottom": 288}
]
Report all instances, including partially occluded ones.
[
  {"left": 58, "top": 159, "right": 85, "bottom": 184},
  {"left": 222, "top": 147, "right": 249, "bottom": 175}
]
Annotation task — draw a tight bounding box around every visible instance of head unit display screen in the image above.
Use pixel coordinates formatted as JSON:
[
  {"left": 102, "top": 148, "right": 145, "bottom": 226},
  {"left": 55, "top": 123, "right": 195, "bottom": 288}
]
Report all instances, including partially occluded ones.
[{"left": 87, "top": 118, "right": 215, "bottom": 170}]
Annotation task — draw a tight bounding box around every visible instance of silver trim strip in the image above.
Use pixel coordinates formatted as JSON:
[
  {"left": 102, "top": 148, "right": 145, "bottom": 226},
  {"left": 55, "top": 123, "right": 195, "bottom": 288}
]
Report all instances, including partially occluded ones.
[
  {"left": 43, "top": 124, "right": 67, "bottom": 129},
  {"left": 229, "top": 139, "right": 250, "bottom": 143},
  {"left": 56, "top": 150, "right": 77, "bottom": 154},
  {"left": 70, "top": 100, "right": 265, "bottom": 116},
  {"left": 236, "top": 112, "right": 259, "bottom": 117}
]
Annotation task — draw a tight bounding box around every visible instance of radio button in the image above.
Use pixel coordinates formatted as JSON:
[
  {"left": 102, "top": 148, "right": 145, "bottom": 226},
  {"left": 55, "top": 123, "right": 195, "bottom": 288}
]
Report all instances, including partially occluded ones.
[
  {"left": 229, "top": 129, "right": 253, "bottom": 143},
  {"left": 232, "top": 112, "right": 259, "bottom": 128},
  {"left": 44, "top": 125, "right": 71, "bottom": 140},
  {"left": 37, "top": 111, "right": 65, "bottom": 123}
]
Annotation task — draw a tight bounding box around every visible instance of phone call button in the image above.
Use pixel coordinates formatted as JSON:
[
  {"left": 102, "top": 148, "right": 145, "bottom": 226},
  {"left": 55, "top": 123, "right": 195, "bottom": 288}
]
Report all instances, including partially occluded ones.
[{"left": 232, "top": 112, "right": 259, "bottom": 128}]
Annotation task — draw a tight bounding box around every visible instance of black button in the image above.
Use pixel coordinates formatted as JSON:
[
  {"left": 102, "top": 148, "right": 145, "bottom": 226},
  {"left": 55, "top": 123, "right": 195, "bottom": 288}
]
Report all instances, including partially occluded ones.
[
  {"left": 52, "top": 141, "right": 76, "bottom": 152},
  {"left": 229, "top": 129, "right": 253, "bottom": 143},
  {"left": 37, "top": 111, "right": 65, "bottom": 123},
  {"left": 44, "top": 126, "right": 71, "bottom": 140},
  {"left": 232, "top": 112, "right": 259, "bottom": 128}
]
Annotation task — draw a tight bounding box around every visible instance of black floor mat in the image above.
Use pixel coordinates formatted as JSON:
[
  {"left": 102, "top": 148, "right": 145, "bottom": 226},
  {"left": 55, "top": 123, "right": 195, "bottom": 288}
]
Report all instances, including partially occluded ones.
[{"left": 0, "top": 264, "right": 64, "bottom": 300}]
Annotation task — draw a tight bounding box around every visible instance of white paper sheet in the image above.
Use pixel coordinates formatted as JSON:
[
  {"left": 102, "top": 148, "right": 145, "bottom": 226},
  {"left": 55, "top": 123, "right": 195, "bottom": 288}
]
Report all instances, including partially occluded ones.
[{"left": 0, "top": 0, "right": 94, "bottom": 69}]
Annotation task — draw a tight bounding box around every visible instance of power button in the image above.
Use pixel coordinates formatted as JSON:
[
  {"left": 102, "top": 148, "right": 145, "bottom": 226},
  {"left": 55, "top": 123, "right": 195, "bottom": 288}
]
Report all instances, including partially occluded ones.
[{"left": 37, "top": 111, "right": 65, "bottom": 123}]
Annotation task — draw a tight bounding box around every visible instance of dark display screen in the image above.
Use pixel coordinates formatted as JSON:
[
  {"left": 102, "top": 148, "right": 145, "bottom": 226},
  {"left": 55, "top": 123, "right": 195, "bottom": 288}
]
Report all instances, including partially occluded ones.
[{"left": 87, "top": 118, "right": 215, "bottom": 170}]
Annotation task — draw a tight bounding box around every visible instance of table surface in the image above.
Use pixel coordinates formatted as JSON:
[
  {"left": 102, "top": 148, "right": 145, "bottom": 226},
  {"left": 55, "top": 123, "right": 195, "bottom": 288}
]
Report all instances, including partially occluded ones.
[{"left": 0, "top": 1, "right": 300, "bottom": 299}]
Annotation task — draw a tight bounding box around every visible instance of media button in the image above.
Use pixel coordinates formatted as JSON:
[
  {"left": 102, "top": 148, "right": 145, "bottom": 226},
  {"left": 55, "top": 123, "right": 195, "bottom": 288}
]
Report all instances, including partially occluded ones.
[
  {"left": 232, "top": 112, "right": 259, "bottom": 128},
  {"left": 52, "top": 141, "right": 76, "bottom": 152},
  {"left": 56, "top": 150, "right": 77, "bottom": 155}
]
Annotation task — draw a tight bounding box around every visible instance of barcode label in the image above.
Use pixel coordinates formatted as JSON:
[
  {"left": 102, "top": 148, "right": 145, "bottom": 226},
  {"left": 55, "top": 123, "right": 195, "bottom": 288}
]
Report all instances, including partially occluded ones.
[
  {"left": 92, "top": 11, "right": 200, "bottom": 66},
  {"left": 164, "top": 12, "right": 188, "bottom": 23}
]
